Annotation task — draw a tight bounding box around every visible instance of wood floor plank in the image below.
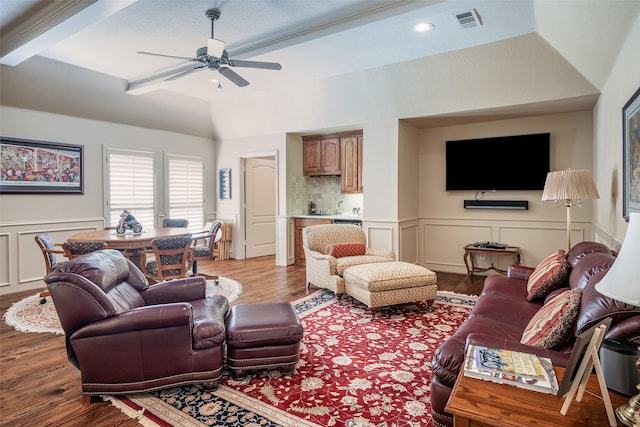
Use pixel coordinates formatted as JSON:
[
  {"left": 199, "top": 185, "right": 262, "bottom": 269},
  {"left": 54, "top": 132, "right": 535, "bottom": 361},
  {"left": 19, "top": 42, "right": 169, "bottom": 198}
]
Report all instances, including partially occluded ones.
[{"left": 0, "top": 256, "right": 483, "bottom": 426}]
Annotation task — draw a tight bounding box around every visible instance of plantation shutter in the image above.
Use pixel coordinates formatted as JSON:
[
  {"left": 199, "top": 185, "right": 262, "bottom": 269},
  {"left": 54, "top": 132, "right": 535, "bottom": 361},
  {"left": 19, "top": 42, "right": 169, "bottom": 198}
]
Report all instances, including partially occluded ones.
[
  {"left": 167, "top": 155, "right": 204, "bottom": 232},
  {"left": 106, "top": 150, "right": 155, "bottom": 228}
]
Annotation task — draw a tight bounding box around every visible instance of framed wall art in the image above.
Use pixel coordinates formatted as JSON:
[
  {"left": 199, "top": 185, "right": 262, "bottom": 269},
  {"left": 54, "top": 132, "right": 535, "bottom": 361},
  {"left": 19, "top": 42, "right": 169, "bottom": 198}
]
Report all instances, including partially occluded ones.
[
  {"left": 623, "top": 86, "right": 640, "bottom": 221},
  {"left": 219, "top": 168, "right": 231, "bottom": 200},
  {"left": 0, "top": 137, "right": 84, "bottom": 194}
]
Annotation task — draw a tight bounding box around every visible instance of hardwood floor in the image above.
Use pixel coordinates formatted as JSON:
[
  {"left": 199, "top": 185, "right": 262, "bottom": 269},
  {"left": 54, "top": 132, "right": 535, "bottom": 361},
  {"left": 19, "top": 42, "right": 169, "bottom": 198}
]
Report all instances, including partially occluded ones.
[{"left": 0, "top": 256, "right": 484, "bottom": 426}]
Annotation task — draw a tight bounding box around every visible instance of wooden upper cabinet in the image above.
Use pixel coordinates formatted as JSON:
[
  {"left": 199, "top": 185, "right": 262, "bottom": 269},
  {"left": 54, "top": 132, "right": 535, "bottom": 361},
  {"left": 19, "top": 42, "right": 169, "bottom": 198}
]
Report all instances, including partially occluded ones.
[
  {"left": 302, "top": 137, "right": 340, "bottom": 176},
  {"left": 340, "top": 133, "right": 363, "bottom": 193},
  {"left": 303, "top": 139, "right": 322, "bottom": 174},
  {"left": 302, "top": 131, "right": 362, "bottom": 184},
  {"left": 321, "top": 138, "right": 340, "bottom": 174}
]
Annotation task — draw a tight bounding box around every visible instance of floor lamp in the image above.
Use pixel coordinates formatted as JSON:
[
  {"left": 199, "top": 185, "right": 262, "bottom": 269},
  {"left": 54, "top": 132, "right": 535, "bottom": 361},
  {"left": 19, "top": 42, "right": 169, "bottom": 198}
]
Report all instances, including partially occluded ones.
[
  {"left": 541, "top": 169, "right": 600, "bottom": 251},
  {"left": 595, "top": 212, "right": 640, "bottom": 427}
]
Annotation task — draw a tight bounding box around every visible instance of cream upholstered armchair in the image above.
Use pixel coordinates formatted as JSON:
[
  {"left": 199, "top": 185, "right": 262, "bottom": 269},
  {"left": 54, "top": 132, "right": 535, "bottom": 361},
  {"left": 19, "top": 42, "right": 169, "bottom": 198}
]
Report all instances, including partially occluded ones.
[{"left": 302, "top": 224, "right": 395, "bottom": 299}]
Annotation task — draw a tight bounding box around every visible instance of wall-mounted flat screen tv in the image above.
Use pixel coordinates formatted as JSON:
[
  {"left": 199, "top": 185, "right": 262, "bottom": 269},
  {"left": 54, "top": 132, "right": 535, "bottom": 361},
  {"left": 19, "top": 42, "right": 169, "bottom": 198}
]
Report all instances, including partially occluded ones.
[{"left": 445, "top": 133, "right": 550, "bottom": 191}]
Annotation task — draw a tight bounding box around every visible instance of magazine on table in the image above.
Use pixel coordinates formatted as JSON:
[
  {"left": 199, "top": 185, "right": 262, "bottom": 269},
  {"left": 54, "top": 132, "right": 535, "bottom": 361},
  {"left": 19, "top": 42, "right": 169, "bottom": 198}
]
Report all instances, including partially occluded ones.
[{"left": 463, "top": 344, "right": 559, "bottom": 395}]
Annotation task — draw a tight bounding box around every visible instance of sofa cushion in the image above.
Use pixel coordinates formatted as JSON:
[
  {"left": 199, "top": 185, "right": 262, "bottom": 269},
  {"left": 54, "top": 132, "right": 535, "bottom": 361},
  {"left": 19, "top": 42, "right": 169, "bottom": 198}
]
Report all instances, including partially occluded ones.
[
  {"left": 526, "top": 250, "right": 569, "bottom": 301},
  {"left": 566, "top": 241, "right": 614, "bottom": 268},
  {"left": 470, "top": 295, "right": 542, "bottom": 330},
  {"left": 481, "top": 274, "right": 530, "bottom": 301},
  {"left": 326, "top": 242, "right": 366, "bottom": 258},
  {"left": 520, "top": 288, "right": 582, "bottom": 349},
  {"left": 575, "top": 265, "right": 640, "bottom": 336},
  {"left": 568, "top": 252, "right": 615, "bottom": 291}
]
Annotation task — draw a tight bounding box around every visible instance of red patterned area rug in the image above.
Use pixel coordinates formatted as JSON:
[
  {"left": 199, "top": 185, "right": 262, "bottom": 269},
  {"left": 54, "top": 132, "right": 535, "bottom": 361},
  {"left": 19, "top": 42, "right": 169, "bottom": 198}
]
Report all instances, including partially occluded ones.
[{"left": 107, "top": 290, "right": 477, "bottom": 427}]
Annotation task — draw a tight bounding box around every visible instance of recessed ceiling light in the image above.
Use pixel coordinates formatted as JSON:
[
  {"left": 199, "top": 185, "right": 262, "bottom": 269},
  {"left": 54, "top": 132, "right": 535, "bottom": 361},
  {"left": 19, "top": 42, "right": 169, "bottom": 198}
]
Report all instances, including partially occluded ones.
[{"left": 413, "top": 22, "right": 434, "bottom": 33}]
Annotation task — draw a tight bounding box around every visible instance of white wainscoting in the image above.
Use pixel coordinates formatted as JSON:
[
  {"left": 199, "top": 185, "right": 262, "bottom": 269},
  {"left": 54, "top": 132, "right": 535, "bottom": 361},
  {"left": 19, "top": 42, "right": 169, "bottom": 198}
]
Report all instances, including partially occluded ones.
[
  {"left": 277, "top": 217, "right": 295, "bottom": 266},
  {"left": 399, "top": 221, "right": 419, "bottom": 264},
  {"left": 420, "top": 218, "right": 593, "bottom": 275},
  {"left": 364, "top": 222, "right": 396, "bottom": 256},
  {"left": 0, "top": 218, "right": 104, "bottom": 295},
  {"left": 0, "top": 232, "right": 10, "bottom": 287}
]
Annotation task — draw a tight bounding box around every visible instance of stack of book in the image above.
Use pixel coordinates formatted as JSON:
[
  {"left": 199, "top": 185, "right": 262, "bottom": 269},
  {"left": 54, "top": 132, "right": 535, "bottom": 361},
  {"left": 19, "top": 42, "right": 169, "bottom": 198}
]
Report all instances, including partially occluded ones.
[{"left": 463, "top": 345, "right": 559, "bottom": 395}]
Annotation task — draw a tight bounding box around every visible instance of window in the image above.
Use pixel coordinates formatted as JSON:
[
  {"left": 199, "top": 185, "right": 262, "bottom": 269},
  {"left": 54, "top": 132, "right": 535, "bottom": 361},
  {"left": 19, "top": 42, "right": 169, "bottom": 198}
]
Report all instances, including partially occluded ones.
[
  {"left": 166, "top": 154, "right": 204, "bottom": 232},
  {"left": 106, "top": 149, "right": 155, "bottom": 228}
]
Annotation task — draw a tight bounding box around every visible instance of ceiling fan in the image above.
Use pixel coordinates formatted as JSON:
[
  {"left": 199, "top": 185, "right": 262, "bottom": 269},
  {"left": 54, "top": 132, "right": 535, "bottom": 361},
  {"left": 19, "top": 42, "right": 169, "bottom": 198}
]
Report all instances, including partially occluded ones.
[{"left": 137, "top": 8, "right": 282, "bottom": 88}]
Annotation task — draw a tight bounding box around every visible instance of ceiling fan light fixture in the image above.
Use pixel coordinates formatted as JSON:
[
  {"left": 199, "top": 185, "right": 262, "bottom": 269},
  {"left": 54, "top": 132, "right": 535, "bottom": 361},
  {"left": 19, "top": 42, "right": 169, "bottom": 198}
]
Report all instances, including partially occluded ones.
[{"left": 207, "top": 38, "right": 226, "bottom": 58}]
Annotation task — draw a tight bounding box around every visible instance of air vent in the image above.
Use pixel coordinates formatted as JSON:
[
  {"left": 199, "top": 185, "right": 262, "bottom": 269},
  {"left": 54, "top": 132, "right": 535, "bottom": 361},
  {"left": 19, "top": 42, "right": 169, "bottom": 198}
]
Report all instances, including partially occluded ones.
[{"left": 454, "top": 9, "right": 481, "bottom": 29}]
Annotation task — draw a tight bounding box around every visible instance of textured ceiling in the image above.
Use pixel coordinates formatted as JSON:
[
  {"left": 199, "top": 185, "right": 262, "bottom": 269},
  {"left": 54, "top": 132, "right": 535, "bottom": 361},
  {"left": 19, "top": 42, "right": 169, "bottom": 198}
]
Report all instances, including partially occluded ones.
[
  {"left": 2, "top": 0, "right": 536, "bottom": 100},
  {"left": 1, "top": 0, "right": 636, "bottom": 139}
]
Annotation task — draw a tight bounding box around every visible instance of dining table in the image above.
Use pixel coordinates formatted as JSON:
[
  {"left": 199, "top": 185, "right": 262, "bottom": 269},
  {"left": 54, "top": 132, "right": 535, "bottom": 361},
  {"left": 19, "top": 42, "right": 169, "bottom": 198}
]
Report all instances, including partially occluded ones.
[{"left": 67, "top": 227, "right": 191, "bottom": 269}]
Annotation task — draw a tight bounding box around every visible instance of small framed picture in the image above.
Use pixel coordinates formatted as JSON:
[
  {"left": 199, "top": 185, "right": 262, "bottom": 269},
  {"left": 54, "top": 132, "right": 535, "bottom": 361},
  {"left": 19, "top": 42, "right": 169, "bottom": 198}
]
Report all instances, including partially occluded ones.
[
  {"left": 557, "top": 317, "right": 612, "bottom": 396},
  {"left": 219, "top": 168, "right": 231, "bottom": 200},
  {"left": 623, "top": 86, "right": 640, "bottom": 221},
  {"left": 1, "top": 137, "right": 84, "bottom": 194}
]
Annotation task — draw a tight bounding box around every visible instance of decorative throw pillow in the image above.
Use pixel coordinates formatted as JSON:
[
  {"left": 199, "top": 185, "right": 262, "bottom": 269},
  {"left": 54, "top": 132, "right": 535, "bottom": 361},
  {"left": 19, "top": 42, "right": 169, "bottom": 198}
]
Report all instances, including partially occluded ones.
[
  {"left": 325, "top": 242, "right": 366, "bottom": 258},
  {"left": 520, "top": 288, "right": 582, "bottom": 349},
  {"left": 526, "top": 250, "right": 569, "bottom": 301}
]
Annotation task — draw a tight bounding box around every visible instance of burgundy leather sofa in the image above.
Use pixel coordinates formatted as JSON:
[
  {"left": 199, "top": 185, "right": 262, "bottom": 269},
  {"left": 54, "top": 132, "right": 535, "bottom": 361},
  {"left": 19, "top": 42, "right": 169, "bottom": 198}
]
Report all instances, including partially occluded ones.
[
  {"left": 430, "top": 242, "right": 640, "bottom": 427},
  {"left": 44, "top": 249, "right": 229, "bottom": 400}
]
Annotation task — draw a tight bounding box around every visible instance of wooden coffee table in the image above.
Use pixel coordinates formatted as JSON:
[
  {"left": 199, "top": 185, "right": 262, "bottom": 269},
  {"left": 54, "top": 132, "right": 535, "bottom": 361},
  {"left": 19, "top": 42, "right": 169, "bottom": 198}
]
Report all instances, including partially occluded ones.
[{"left": 445, "top": 366, "right": 627, "bottom": 426}]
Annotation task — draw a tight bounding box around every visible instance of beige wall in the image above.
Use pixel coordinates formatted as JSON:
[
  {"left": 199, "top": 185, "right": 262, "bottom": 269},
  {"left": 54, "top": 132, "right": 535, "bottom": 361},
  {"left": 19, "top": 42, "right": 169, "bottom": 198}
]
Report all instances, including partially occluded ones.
[
  {"left": 592, "top": 11, "right": 640, "bottom": 246},
  {"left": 213, "top": 132, "right": 288, "bottom": 261},
  {"left": 417, "top": 111, "right": 594, "bottom": 273},
  {"left": 0, "top": 106, "right": 216, "bottom": 295}
]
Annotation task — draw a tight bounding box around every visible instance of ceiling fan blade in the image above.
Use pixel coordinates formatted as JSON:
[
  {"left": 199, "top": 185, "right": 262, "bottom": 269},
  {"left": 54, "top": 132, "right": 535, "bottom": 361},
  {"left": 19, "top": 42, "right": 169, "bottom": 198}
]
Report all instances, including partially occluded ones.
[
  {"left": 218, "top": 67, "right": 250, "bottom": 87},
  {"left": 164, "top": 65, "right": 206, "bottom": 81},
  {"left": 228, "top": 59, "right": 282, "bottom": 70},
  {"left": 138, "top": 51, "right": 197, "bottom": 62}
]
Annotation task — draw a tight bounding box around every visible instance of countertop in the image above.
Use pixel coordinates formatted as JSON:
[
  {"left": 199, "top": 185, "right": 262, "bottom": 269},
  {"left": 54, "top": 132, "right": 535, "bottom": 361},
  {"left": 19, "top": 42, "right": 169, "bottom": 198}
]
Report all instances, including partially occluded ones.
[{"left": 293, "top": 214, "right": 363, "bottom": 221}]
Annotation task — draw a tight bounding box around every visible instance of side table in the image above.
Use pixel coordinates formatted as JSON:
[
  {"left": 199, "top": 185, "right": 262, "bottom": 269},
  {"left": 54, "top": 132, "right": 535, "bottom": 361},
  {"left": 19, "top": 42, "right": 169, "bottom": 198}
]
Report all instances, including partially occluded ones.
[
  {"left": 463, "top": 244, "right": 520, "bottom": 276},
  {"left": 445, "top": 366, "right": 627, "bottom": 427}
]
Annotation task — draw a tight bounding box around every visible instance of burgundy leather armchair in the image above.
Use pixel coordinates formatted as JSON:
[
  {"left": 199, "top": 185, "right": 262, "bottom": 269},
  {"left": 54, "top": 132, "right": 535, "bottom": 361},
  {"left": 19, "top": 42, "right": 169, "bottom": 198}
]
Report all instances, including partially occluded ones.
[
  {"left": 44, "top": 249, "right": 229, "bottom": 401},
  {"left": 430, "top": 242, "right": 640, "bottom": 427}
]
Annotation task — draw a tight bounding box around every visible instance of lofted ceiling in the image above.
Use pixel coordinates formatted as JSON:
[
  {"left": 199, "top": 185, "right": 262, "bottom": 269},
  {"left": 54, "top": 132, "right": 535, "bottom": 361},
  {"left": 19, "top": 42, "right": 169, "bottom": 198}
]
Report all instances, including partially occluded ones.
[{"left": 0, "top": 0, "right": 637, "bottom": 139}]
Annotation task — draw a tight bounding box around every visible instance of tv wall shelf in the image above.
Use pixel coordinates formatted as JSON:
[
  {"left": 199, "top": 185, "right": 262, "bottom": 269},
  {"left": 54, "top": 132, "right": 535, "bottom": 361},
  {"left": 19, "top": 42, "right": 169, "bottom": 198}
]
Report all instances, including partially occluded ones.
[{"left": 464, "top": 200, "right": 529, "bottom": 210}]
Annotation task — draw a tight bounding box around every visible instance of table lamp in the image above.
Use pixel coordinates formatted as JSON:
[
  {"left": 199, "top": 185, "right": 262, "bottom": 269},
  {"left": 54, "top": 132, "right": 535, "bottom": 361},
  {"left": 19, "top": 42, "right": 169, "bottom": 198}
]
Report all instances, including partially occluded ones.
[
  {"left": 541, "top": 169, "right": 600, "bottom": 251},
  {"left": 595, "top": 212, "right": 640, "bottom": 426}
]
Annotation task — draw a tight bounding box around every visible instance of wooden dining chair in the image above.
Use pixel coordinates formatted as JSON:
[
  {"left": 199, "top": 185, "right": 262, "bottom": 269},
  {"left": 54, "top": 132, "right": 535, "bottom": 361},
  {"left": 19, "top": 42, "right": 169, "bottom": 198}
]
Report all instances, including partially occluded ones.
[
  {"left": 163, "top": 218, "right": 189, "bottom": 228},
  {"left": 34, "top": 233, "right": 68, "bottom": 304},
  {"left": 143, "top": 235, "right": 193, "bottom": 283},
  {"left": 61, "top": 240, "right": 108, "bottom": 259},
  {"left": 191, "top": 220, "right": 223, "bottom": 261}
]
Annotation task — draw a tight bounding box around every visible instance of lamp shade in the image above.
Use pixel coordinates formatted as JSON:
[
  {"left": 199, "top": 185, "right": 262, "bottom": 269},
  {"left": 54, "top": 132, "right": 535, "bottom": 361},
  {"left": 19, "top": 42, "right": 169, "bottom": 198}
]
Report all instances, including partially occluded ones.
[
  {"left": 541, "top": 169, "right": 600, "bottom": 202},
  {"left": 595, "top": 212, "right": 640, "bottom": 306}
]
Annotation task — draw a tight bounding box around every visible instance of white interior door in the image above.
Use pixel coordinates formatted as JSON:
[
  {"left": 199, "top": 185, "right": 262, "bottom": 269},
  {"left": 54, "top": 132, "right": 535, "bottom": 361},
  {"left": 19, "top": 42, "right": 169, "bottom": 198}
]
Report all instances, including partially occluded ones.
[{"left": 244, "top": 157, "right": 276, "bottom": 258}]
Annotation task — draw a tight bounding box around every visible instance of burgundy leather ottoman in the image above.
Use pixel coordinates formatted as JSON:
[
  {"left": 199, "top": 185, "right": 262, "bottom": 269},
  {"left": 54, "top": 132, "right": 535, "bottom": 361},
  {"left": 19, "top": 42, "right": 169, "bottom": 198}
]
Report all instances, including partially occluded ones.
[{"left": 225, "top": 302, "right": 303, "bottom": 377}]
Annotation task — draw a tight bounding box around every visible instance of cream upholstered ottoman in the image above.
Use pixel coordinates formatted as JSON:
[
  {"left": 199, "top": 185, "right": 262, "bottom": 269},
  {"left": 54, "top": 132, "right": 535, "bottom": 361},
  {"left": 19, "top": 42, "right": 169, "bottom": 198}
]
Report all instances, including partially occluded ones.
[{"left": 343, "top": 261, "right": 437, "bottom": 315}]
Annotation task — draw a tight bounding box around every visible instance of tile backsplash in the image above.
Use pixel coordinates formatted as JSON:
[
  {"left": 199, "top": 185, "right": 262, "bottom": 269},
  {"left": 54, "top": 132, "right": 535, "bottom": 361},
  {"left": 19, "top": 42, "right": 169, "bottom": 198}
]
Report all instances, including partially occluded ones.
[{"left": 291, "top": 176, "right": 363, "bottom": 215}]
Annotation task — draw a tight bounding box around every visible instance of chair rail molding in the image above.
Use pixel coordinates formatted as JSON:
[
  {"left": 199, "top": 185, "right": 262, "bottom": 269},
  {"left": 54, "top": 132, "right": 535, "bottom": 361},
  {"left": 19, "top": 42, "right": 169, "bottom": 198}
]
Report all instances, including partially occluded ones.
[
  {"left": 418, "top": 217, "right": 595, "bottom": 275},
  {"left": 0, "top": 218, "right": 105, "bottom": 295}
]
